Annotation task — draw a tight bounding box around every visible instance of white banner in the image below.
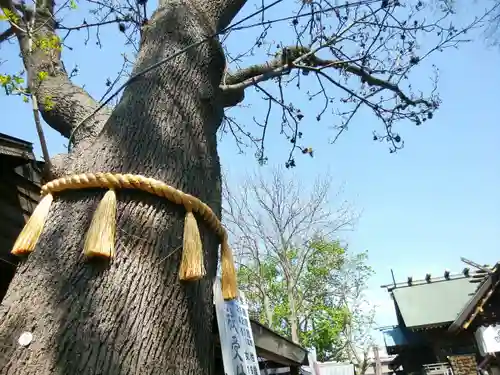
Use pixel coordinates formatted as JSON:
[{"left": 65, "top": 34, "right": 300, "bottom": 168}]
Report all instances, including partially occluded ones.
[
  {"left": 475, "top": 325, "right": 500, "bottom": 355},
  {"left": 214, "top": 279, "right": 260, "bottom": 375},
  {"left": 308, "top": 347, "right": 321, "bottom": 375}
]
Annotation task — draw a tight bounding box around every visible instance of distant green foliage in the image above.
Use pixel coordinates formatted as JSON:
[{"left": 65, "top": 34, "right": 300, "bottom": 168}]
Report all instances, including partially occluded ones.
[
  {"left": 238, "top": 238, "right": 373, "bottom": 362},
  {"left": 296, "top": 239, "right": 350, "bottom": 359}
]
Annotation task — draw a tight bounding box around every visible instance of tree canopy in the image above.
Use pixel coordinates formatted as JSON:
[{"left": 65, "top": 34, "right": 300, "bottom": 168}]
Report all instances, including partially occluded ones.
[
  {"left": 223, "top": 168, "right": 374, "bottom": 364},
  {"left": 0, "top": 0, "right": 495, "bottom": 167}
]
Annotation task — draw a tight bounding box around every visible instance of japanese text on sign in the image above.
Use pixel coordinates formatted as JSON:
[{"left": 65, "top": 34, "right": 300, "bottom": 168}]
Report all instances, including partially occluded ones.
[{"left": 214, "top": 280, "right": 260, "bottom": 375}]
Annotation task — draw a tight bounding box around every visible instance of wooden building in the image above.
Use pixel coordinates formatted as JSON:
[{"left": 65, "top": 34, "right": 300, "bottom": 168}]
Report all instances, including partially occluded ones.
[
  {"left": 214, "top": 319, "right": 309, "bottom": 375},
  {"left": 381, "top": 270, "right": 483, "bottom": 375},
  {"left": 448, "top": 264, "right": 500, "bottom": 375},
  {"left": 0, "top": 133, "right": 44, "bottom": 302}
]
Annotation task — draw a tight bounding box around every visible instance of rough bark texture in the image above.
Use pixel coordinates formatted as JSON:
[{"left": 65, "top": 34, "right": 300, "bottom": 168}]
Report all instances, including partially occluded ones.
[
  {"left": 263, "top": 295, "right": 273, "bottom": 327},
  {"left": 287, "top": 281, "right": 299, "bottom": 344},
  {"left": 0, "top": 0, "right": 232, "bottom": 373}
]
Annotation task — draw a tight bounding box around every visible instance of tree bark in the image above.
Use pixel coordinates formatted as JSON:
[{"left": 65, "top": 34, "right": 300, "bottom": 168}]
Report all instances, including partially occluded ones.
[
  {"left": 263, "top": 294, "right": 273, "bottom": 328},
  {"left": 287, "top": 282, "right": 299, "bottom": 344},
  {"left": 0, "top": 0, "right": 236, "bottom": 373}
]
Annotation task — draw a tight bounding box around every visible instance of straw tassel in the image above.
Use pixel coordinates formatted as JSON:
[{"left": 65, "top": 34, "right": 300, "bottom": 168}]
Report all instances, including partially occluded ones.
[
  {"left": 179, "top": 210, "right": 206, "bottom": 281},
  {"left": 11, "top": 193, "right": 54, "bottom": 256},
  {"left": 221, "top": 238, "right": 237, "bottom": 300},
  {"left": 83, "top": 189, "right": 117, "bottom": 259}
]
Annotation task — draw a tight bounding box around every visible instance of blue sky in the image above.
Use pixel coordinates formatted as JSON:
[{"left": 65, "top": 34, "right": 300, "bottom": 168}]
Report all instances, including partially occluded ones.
[{"left": 1, "top": 0, "right": 499, "bottom": 346}]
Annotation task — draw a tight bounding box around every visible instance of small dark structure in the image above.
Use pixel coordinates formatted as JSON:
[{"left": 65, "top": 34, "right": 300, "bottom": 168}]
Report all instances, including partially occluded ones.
[
  {"left": 381, "top": 270, "right": 481, "bottom": 375},
  {"left": 214, "top": 319, "right": 309, "bottom": 375},
  {"left": 0, "top": 133, "right": 44, "bottom": 302},
  {"left": 449, "top": 264, "right": 500, "bottom": 374},
  {"left": 449, "top": 265, "right": 500, "bottom": 333}
]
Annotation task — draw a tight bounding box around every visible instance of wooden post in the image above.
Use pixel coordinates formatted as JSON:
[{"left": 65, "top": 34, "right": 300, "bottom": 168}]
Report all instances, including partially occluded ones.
[{"left": 373, "top": 345, "right": 382, "bottom": 375}]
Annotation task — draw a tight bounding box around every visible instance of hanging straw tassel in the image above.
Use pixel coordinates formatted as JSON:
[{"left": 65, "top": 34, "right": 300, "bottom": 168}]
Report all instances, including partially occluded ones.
[
  {"left": 83, "top": 189, "right": 117, "bottom": 259},
  {"left": 11, "top": 193, "right": 54, "bottom": 256},
  {"left": 221, "top": 238, "right": 237, "bottom": 300},
  {"left": 179, "top": 211, "right": 206, "bottom": 281}
]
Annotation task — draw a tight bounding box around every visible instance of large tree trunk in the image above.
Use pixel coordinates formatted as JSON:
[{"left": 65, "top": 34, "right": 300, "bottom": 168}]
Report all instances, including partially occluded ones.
[{"left": 0, "top": 0, "right": 237, "bottom": 373}]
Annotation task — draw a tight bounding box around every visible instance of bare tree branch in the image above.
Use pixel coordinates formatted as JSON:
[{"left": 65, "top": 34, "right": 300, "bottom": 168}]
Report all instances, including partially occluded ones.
[
  {"left": 5, "top": 0, "right": 111, "bottom": 149},
  {"left": 221, "top": 45, "right": 432, "bottom": 109},
  {"left": 216, "top": 0, "right": 496, "bottom": 165},
  {"left": 0, "top": 26, "right": 14, "bottom": 43},
  {"left": 211, "top": 0, "right": 249, "bottom": 32}
]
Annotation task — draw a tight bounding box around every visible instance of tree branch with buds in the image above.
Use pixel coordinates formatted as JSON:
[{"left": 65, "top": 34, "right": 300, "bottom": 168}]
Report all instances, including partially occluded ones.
[{"left": 220, "top": 45, "right": 432, "bottom": 110}]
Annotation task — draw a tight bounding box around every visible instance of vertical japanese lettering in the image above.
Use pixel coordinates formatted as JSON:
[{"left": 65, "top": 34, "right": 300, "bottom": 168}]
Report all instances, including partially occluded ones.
[
  {"left": 236, "top": 364, "right": 247, "bottom": 375},
  {"left": 232, "top": 335, "right": 243, "bottom": 361}
]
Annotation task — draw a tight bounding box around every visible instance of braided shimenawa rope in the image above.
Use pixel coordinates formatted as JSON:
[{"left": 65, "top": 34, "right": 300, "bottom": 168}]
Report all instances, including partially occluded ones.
[{"left": 41, "top": 172, "right": 228, "bottom": 242}]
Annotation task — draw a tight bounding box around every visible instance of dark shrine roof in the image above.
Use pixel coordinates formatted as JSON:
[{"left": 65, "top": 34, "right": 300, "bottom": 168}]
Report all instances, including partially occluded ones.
[{"left": 383, "top": 272, "right": 479, "bottom": 330}]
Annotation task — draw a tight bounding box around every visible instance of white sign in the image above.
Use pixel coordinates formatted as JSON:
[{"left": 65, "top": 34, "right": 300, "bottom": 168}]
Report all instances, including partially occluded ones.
[
  {"left": 214, "top": 279, "right": 260, "bottom": 375},
  {"left": 475, "top": 325, "right": 500, "bottom": 355},
  {"left": 308, "top": 347, "right": 321, "bottom": 375}
]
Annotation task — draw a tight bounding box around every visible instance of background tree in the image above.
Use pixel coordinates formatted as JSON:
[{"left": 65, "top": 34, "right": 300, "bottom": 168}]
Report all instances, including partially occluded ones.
[
  {"left": 0, "top": 0, "right": 492, "bottom": 373},
  {"left": 443, "top": 0, "right": 500, "bottom": 48},
  {"left": 223, "top": 168, "right": 375, "bottom": 364}
]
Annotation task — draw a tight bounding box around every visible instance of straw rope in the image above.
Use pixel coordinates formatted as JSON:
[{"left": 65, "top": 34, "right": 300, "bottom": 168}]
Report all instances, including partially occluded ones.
[
  {"left": 12, "top": 172, "right": 237, "bottom": 299},
  {"left": 41, "top": 172, "right": 227, "bottom": 241}
]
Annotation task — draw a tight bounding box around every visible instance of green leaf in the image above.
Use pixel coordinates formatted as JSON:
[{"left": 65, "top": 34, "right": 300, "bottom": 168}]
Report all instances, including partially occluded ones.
[
  {"left": 1, "top": 8, "right": 19, "bottom": 23},
  {"left": 238, "top": 236, "right": 373, "bottom": 361},
  {"left": 69, "top": 0, "right": 77, "bottom": 9},
  {"left": 43, "top": 95, "right": 55, "bottom": 110},
  {"left": 38, "top": 71, "right": 49, "bottom": 81},
  {"left": 0, "top": 74, "right": 11, "bottom": 86}
]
